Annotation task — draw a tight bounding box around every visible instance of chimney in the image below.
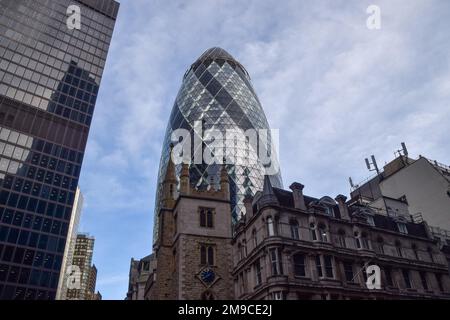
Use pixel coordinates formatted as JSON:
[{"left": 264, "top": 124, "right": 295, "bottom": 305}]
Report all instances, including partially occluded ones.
[
  {"left": 289, "top": 182, "right": 306, "bottom": 211},
  {"left": 243, "top": 195, "right": 253, "bottom": 218},
  {"left": 335, "top": 195, "right": 350, "bottom": 220}
]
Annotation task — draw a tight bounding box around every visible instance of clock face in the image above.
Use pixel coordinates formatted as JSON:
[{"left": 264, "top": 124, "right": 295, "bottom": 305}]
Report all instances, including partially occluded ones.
[{"left": 200, "top": 268, "right": 216, "bottom": 284}]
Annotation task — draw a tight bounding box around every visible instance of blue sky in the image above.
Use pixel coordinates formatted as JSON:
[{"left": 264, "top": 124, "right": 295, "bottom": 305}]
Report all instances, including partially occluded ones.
[{"left": 76, "top": 0, "right": 450, "bottom": 299}]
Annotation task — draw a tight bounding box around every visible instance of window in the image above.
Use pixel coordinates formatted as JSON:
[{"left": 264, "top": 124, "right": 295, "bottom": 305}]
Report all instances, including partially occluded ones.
[
  {"left": 354, "top": 232, "right": 361, "bottom": 249},
  {"left": 344, "top": 263, "right": 354, "bottom": 282},
  {"left": 254, "top": 259, "right": 262, "bottom": 286},
  {"left": 412, "top": 244, "right": 419, "bottom": 260},
  {"left": 267, "top": 217, "right": 275, "bottom": 237},
  {"left": 396, "top": 241, "right": 403, "bottom": 258},
  {"left": 384, "top": 267, "right": 393, "bottom": 287},
  {"left": 310, "top": 223, "right": 317, "bottom": 241},
  {"left": 427, "top": 247, "right": 434, "bottom": 263},
  {"left": 397, "top": 223, "right": 408, "bottom": 234},
  {"left": 361, "top": 233, "right": 370, "bottom": 250},
  {"left": 200, "top": 208, "right": 214, "bottom": 228},
  {"left": 272, "top": 291, "right": 284, "bottom": 300},
  {"left": 338, "top": 230, "right": 346, "bottom": 248},
  {"left": 376, "top": 237, "right": 384, "bottom": 254},
  {"left": 324, "top": 206, "right": 334, "bottom": 217},
  {"left": 324, "top": 255, "right": 334, "bottom": 278},
  {"left": 316, "top": 255, "right": 323, "bottom": 278},
  {"left": 252, "top": 229, "right": 257, "bottom": 248},
  {"left": 419, "top": 272, "right": 428, "bottom": 291},
  {"left": 290, "top": 220, "right": 299, "bottom": 240},
  {"left": 293, "top": 253, "right": 306, "bottom": 277},
  {"left": 436, "top": 274, "right": 444, "bottom": 292},
  {"left": 366, "top": 215, "right": 375, "bottom": 226},
  {"left": 201, "top": 291, "right": 215, "bottom": 300},
  {"left": 200, "top": 245, "right": 214, "bottom": 265},
  {"left": 402, "top": 269, "right": 411, "bottom": 289},
  {"left": 318, "top": 224, "right": 328, "bottom": 242},
  {"left": 270, "top": 248, "right": 282, "bottom": 276}
]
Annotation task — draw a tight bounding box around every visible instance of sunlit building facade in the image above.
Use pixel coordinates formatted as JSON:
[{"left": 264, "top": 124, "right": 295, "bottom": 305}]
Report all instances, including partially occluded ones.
[{"left": 0, "top": 0, "right": 118, "bottom": 299}]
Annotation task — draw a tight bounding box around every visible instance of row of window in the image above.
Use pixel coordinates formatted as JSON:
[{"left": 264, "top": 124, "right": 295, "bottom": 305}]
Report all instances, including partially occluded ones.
[
  {"left": 0, "top": 244, "right": 63, "bottom": 272},
  {"left": 257, "top": 218, "right": 436, "bottom": 262},
  {"left": 0, "top": 188, "right": 75, "bottom": 210},
  {"left": 243, "top": 251, "right": 446, "bottom": 293},
  {"left": 0, "top": 195, "right": 72, "bottom": 221},
  {"left": 0, "top": 225, "right": 66, "bottom": 253},
  {"left": 0, "top": 284, "right": 55, "bottom": 300},
  {"left": 2, "top": 171, "right": 77, "bottom": 196},
  {"left": 1, "top": 208, "right": 69, "bottom": 235},
  {"left": 0, "top": 128, "right": 84, "bottom": 166},
  {"left": 1, "top": 8, "right": 109, "bottom": 74}
]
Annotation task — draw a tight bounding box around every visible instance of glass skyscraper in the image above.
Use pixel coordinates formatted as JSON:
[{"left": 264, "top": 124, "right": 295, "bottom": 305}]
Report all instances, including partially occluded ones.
[
  {"left": 0, "top": 0, "right": 118, "bottom": 299},
  {"left": 154, "top": 47, "right": 283, "bottom": 242}
]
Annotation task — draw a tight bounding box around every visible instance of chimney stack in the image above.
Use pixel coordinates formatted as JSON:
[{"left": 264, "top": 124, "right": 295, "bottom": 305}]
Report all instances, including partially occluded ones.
[
  {"left": 289, "top": 182, "right": 306, "bottom": 211},
  {"left": 335, "top": 195, "right": 350, "bottom": 220}
]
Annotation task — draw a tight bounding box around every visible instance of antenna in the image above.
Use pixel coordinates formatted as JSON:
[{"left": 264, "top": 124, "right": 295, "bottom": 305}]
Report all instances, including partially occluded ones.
[
  {"left": 401, "top": 142, "right": 408, "bottom": 157},
  {"left": 365, "top": 155, "right": 380, "bottom": 175},
  {"left": 349, "top": 177, "right": 355, "bottom": 189}
]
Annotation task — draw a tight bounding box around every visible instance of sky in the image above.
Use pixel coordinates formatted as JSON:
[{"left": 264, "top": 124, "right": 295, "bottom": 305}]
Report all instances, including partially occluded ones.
[{"left": 76, "top": 0, "right": 450, "bottom": 299}]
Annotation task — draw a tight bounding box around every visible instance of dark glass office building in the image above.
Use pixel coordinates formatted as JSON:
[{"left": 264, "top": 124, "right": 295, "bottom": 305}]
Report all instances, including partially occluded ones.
[
  {"left": 154, "top": 47, "right": 283, "bottom": 242},
  {"left": 0, "top": 0, "right": 119, "bottom": 299}
]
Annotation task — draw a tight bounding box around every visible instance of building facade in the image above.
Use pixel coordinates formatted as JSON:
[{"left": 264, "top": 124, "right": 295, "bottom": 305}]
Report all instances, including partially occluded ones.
[
  {"left": 0, "top": 0, "right": 118, "bottom": 299},
  {"left": 65, "top": 233, "right": 99, "bottom": 300},
  {"left": 126, "top": 254, "right": 154, "bottom": 300},
  {"left": 145, "top": 152, "right": 234, "bottom": 300},
  {"left": 153, "top": 47, "right": 283, "bottom": 244},
  {"left": 232, "top": 177, "right": 450, "bottom": 300},
  {"left": 351, "top": 151, "right": 450, "bottom": 231}
]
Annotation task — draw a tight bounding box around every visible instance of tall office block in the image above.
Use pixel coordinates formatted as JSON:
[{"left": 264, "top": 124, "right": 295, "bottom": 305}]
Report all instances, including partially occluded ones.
[
  {"left": 0, "top": 0, "right": 119, "bottom": 299},
  {"left": 65, "top": 233, "right": 97, "bottom": 300},
  {"left": 153, "top": 47, "right": 283, "bottom": 243}
]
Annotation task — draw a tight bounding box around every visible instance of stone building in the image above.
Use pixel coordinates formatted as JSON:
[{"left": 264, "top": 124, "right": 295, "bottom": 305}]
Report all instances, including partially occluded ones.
[
  {"left": 232, "top": 176, "right": 450, "bottom": 300},
  {"left": 144, "top": 153, "right": 234, "bottom": 300},
  {"left": 126, "top": 254, "right": 154, "bottom": 300}
]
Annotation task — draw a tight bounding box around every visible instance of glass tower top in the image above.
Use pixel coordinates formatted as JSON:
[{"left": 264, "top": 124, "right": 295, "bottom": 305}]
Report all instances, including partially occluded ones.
[{"left": 154, "top": 47, "right": 283, "bottom": 242}]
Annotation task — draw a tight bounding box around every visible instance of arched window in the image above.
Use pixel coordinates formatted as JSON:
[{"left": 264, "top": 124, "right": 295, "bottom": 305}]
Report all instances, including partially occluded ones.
[
  {"left": 200, "top": 209, "right": 206, "bottom": 227},
  {"left": 354, "top": 232, "right": 361, "bottom": 249},
  {"left": 318, "top": 223, "right": 328, "bottom": 242},
  {"left": 252, "top": 229, "right": 257, "bottom": 248},
  {"left": 208, "top": 246, "right": 214, "bottom": 265},
  {"left": 361, "top": 232, "right": 370, "bottom": 250},
  {"left": 200, "top": 208, "right": 214, "bottom": 228},
  {"left": 376, "top": 237, "right": 384, "bottom": 254},
  {"left": 395, "top": 241, "right": 403, "bottom": 257},
  {"left": 267, "top": 217, "right": 275, "bottom": 237},
  {"left": 310, "top": 223, "right": 317, "bottom": 241},
  {"left": 290, "top": 219, "right": 300, "bottom": 240},
  {"left": 200, "top": 245, "right": 215, "bottom": 265},
  {"left": 337, "top": 229, "right": 346, "bottom": 248}
]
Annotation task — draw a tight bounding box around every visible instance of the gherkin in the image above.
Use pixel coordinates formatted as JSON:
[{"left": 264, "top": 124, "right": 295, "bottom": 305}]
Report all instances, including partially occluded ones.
[{"left": 153, "top": 47, "right": 282, "bottom": 241}]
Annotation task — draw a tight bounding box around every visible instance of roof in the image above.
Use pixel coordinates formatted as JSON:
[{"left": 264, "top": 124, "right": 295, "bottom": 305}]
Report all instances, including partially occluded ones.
[{"left": 271, "top": 187, "right": 428, "bottom": 238}]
